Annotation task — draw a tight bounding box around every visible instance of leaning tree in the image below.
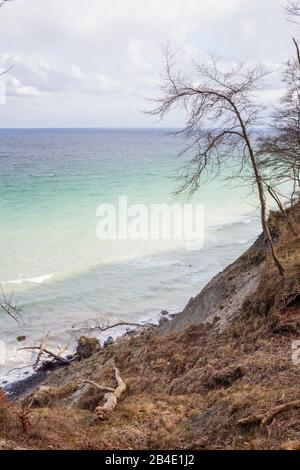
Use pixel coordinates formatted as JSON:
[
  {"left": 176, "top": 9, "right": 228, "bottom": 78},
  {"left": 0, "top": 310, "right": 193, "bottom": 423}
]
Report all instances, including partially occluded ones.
[
  {"left": 258, "top": 44, "right": 300, "bottom": 211},
  {"left": 257, "top": 1, "right": 300, "bottom": 219},
  {"left": 149, "top": 51, "right": 285, "bottom": 275}
]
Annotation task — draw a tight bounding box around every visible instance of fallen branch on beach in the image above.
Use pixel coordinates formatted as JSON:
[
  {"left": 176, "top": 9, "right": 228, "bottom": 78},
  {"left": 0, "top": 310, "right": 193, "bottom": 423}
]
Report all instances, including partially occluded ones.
[
  {"left": 84, "top": 368, "right": 126, "bottom": 421},
  {"left": 238, "top": 399, "right": 300, "bottom": 427},
  {"left": 33, "top": 332, "right": 50, "bottom": 369},
  {"left": 19, "top": 334, "right": 71, "bottom": 369},
  {"left": 77, "top": 320, "right": 156, "bottom": 334},
  {"left": 19, "top": 346, "right": 71, "bottom": 366}
]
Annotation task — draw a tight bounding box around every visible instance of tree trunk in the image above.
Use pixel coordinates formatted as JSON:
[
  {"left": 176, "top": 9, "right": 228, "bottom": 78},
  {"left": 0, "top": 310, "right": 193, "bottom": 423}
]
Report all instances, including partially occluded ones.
[
  {"left": 251, "top": 155, "right": 285, "bottom": 276},
  {"left": 232, "top": 102, "right": 285, "bottom": 276}
]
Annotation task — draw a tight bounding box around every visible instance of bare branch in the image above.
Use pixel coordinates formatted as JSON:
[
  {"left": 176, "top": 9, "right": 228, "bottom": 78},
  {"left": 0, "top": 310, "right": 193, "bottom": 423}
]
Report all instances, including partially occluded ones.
[
  {"left": 0, "top": 0, "right": 13, "bottom": 7},
  {"left": 19, "top": 346, "right": 70, "bottom": 366},
  {"left": 238, "top": 399, "right": 300, "bottom": 427},
  {"left": 148, "top": 48, "right": 285, "bottom": 275},
  {"left": 82, "top": 380, "right": 115, "bottom": 393},
  {"left": 77, "top": 320, "right": 156, "bottom": 334},
  {"left": 286, "top": 0, "right": 300, "bottom": 23},
  {"left": 0, "top": 286, "right": 24, "bottom": 325},
  {"left": 33, "top": 332, "right": 50, "bottom": 369}
]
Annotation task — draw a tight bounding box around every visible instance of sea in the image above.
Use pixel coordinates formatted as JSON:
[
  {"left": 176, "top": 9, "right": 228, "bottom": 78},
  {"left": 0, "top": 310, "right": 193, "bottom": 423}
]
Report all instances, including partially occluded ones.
[{"left": 0, "top": 128, "right": 261, "bottom": 387}]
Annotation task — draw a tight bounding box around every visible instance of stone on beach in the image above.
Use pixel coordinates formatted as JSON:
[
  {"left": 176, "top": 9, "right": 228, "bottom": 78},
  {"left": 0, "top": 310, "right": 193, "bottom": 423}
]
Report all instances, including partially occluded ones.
[{"left": 76, "top": 336, "right": 101, "bottom": 360}]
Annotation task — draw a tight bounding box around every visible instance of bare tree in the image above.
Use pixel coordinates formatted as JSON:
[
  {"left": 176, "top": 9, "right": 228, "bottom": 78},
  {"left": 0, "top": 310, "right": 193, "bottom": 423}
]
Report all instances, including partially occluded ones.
[
  {"left": 257, "top": 2, "right": 300, "bottom": 221},
  {"left": 258, "top": 47, "right": 300, "bottom": 211},
  {"left": 0, "top": 0, "right": 12, "bottom": 7},
  {"left": 286, "top": 0, "right": 300, "bottom": 23},
  {"left": 149, "top": 51, "right": 285, "bottom": 275}
]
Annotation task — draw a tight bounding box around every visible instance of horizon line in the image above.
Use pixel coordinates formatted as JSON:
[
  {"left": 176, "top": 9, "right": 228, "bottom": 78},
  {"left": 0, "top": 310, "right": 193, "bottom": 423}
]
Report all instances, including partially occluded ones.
[{"left": 0, "top": 126, "right": 182, "bottom": 130}]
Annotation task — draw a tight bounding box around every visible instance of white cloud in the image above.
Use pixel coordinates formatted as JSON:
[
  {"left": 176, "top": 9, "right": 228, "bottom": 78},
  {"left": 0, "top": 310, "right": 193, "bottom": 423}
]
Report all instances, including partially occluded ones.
[
  {"left": 0, "top": 0, "right": 296, "bottom": 127},
  {"left": 14, "top": 86, "right": 45, "bottom": 97},
  {"left": 128, "top": 39, "right": 152, "bottom": 71}
]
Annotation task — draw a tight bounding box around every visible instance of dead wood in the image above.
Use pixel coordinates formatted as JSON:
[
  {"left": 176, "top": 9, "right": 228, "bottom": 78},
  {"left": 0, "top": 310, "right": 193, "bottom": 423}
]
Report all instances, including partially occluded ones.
[
  {"left": 238, "top": 399, "right": 300, "bottom": 427},
  {"left": 19, "top": 346, "right": 70, "bottom": 366},
  {"left": 78, "top": 320, "right": 156, "bottom": 334},
  {"left": 88, "top": 367, "right": 127, "bottom": 421},
  {"left": 82, "top": 380, "right": 115, "bottom": 393}
]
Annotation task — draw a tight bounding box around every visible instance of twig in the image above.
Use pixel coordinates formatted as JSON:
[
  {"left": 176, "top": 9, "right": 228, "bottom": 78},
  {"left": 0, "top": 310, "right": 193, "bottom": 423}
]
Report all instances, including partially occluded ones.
[
  {"left": 34, "top": 332, "right": 50, "bottom": 369},
  {"left": 82, "top": 380, "right": 115, "bottom": 393},
  {"left": 77, "top": 320, "right": 156, "bottom": 334},
  {"left": 0, "top": 286, "right": 24, "bottom": 325},
  {"left": 19, "top": 346, "right": 70, "bottom": 365},
  {"left": 238, "top": 399, "right": 300, "bottom": 427}
]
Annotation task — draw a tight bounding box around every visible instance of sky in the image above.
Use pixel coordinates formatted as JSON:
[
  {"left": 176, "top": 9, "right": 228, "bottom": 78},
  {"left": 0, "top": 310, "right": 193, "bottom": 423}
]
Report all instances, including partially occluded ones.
[{"left": 0, "top": 0, "right": 298, "bottom": 128}]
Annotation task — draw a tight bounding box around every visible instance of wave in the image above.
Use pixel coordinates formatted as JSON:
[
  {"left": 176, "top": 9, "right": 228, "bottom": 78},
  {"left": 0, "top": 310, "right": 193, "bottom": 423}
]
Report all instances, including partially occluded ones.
[
  {"left": 129, "top": 257, "right": 181, "bottom": 269},
  {"left": 213, "top": 216, "right": 259, "bottom": 232},
  {"left": 0, "top": 273, "right": 54, "bottom": 285}
]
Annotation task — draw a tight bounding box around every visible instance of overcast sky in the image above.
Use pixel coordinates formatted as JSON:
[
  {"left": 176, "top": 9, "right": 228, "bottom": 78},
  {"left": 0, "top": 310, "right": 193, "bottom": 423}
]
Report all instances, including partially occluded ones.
[{"left": 0, "top": 0, "right": 298, "bottom": 128}]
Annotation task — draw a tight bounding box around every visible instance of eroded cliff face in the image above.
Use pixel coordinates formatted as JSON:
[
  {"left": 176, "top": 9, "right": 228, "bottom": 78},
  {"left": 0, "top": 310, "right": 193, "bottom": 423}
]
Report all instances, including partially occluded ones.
[
  {"left": 159, "top": 235, "right": 265, "bottom": 334},
  {"left": 2, "top": 205, "right": 300, "bottom": 450},
  {"left": 160, "top": 204, "right": 300, "bottom": 335}
]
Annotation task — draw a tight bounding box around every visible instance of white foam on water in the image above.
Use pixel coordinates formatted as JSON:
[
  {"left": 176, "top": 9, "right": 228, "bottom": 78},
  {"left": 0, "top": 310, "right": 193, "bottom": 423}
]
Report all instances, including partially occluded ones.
[{"left": 0, "top": 273, "right": 54, "bottom": 286}]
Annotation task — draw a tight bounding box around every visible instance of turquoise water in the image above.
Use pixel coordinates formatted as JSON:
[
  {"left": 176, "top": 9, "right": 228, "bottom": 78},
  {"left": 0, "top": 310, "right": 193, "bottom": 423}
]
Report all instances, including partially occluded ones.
[{"left": 0, "top": 129, "right": 260, "bottom": 384}]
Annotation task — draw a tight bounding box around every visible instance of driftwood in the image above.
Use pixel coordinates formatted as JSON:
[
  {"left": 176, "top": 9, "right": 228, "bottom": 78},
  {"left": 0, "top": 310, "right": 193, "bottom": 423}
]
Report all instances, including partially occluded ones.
[
  {"left": 82, "top": 379, "right": 115, "bottom": 393},
  {"left": 78, "top": 320, "right": 156, "bottom": 334},
  {"left": 238, "top": 399, "right": 300, "bottom": 427},
  {"left": 33, "top": 332, "right": 50, "bottom": 368},
  {"left": 19, "top": 346, "right": 70, "bottom": 367},
  {"left": 85, "top": 368, "right": 126, "bottom": 421}
]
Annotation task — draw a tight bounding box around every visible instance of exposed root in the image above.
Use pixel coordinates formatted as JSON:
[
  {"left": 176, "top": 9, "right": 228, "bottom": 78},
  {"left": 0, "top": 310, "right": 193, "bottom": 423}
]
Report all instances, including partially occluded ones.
[
  {"left": 82, "top": 380, "right": 115, "bottom": 393},
  {"left": 238, "top": 399, "right": 300, "bottom": 427},
  {"left": 88, "top": 368, "right": 127, "bottom": 421}
]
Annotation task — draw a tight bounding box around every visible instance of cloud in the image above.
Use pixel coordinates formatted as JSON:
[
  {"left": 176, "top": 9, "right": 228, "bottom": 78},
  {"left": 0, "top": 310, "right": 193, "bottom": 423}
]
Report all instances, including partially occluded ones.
[{"left": 0, "top": 0, "right": 296, "bottom": 127}]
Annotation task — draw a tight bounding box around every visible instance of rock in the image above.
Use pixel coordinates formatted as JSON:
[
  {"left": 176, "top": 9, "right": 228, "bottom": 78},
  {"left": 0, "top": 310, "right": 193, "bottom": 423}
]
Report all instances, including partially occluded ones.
[
  {"left": 159, "top": 316, "right": 169, "bottom": 326},
  {"left": 125, "top": 329, "right": 135, "bottom": 337},
  {"left": 103, "top": 336, "right": 114, "bottom": 348},
  {"left": 161, "top": 310, "right": 169, "bottom": 316},
  {"left": 76, "top": 336, "right": 101, "bottom": 360},
  {"left": 16, "top": 336, "right": 26, "bottom": 342}
]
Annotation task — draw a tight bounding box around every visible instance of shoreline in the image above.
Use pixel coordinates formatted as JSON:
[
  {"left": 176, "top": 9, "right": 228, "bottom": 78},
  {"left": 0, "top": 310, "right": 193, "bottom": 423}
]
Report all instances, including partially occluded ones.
[{"left": 3, "top": 313, "right": 174, "bottom": 401}]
